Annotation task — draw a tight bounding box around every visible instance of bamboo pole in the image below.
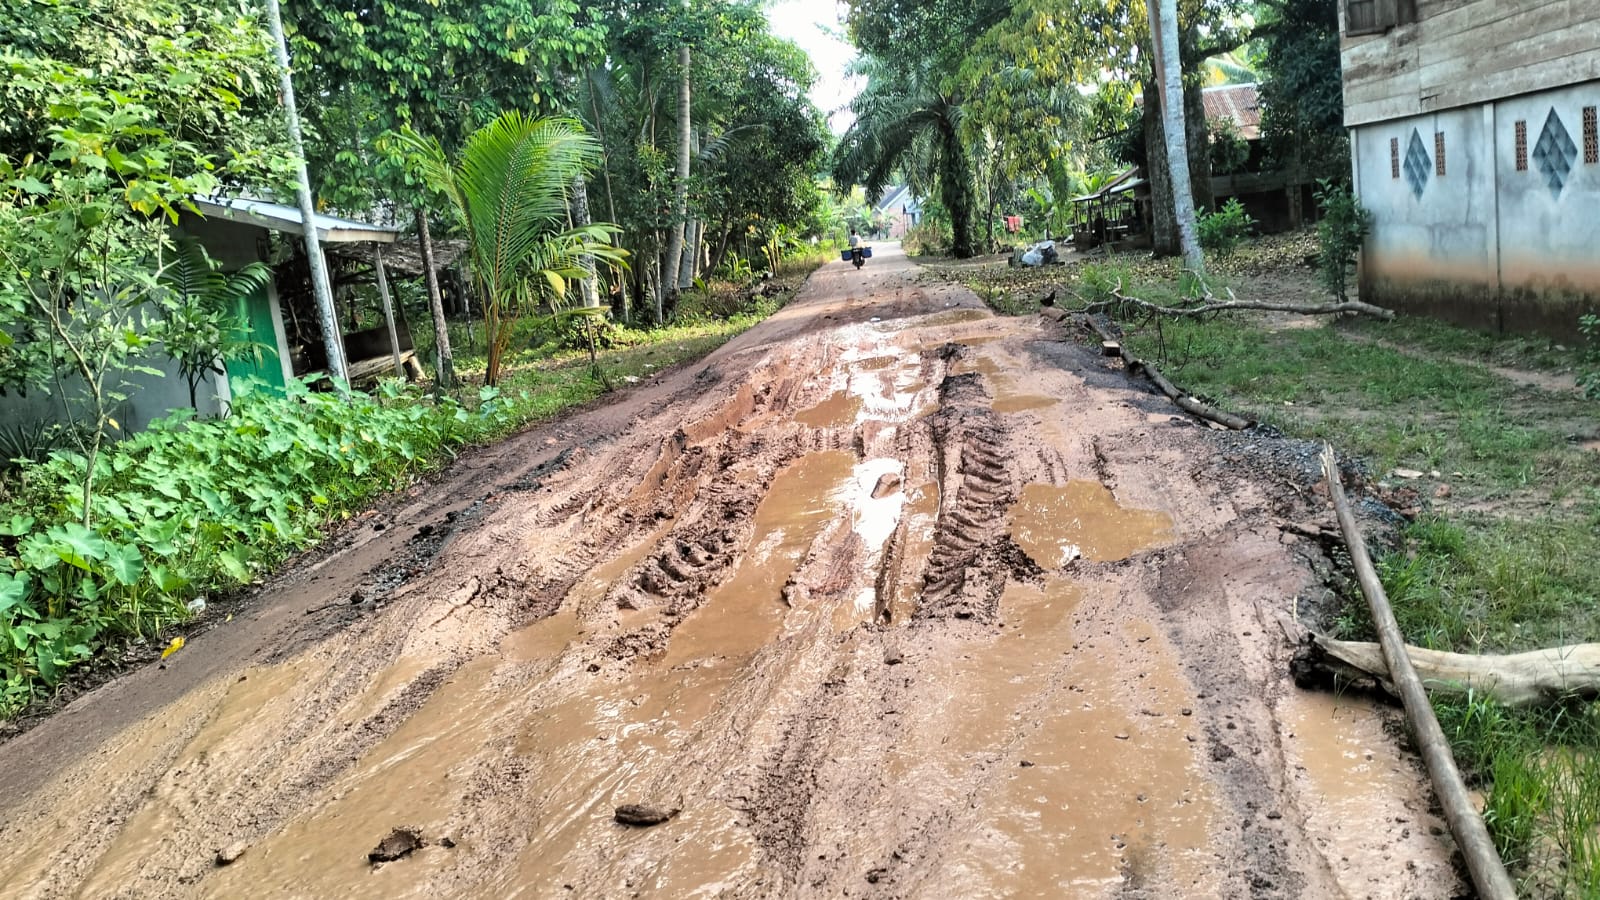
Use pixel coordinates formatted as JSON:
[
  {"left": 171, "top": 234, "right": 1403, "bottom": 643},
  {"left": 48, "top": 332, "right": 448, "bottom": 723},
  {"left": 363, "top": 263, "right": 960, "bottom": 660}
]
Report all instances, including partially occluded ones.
[
  {"left": 373, "top": 245, "right": 404, "bottom": 378},
  {"left": 1320, "top": 444, "right": 1517, "bottom": 900}
]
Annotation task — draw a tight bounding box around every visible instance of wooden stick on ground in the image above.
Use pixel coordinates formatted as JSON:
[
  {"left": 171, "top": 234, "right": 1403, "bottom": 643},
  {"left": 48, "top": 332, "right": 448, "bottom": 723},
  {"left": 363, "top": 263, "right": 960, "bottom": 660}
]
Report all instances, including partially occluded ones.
[
  {"left": 1065, "top": 311, "right": 1254, "bottom": 430},
  {"left": 1294, "top": 632, "right": 1600, "bottom": 709},
  {"left": 1320, "top": 445, "right": 1517, "bottom": 900}
]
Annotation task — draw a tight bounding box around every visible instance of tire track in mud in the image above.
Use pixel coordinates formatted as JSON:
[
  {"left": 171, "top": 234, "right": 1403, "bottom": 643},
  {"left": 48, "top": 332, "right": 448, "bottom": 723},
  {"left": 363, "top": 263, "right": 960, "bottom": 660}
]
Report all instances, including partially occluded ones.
[{"left": 0, "top": 247, "right": 1465, "bottom": 900}]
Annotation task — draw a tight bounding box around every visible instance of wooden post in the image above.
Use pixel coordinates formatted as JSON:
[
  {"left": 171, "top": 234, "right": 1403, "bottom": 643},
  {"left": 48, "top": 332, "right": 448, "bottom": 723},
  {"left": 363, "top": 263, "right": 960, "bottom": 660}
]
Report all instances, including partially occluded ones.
[
  {"left": 373, "top": 245, "right": 404, "bottom": 378},
  {"left": 1320, "top": 445, "right": 1517, "bottom": 900}
]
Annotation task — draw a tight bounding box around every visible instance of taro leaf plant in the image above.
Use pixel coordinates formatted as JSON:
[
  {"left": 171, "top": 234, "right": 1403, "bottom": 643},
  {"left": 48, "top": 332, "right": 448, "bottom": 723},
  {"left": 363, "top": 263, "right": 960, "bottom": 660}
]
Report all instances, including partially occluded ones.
[
  {"left": 400, "top": 114, "right": 627, "bottom": 386},
  {"left": 155, "top": 237, "right": 272, "bottom": 410},
  {"left": 0, "top": 0, "right": 292, "bottom": 527}
]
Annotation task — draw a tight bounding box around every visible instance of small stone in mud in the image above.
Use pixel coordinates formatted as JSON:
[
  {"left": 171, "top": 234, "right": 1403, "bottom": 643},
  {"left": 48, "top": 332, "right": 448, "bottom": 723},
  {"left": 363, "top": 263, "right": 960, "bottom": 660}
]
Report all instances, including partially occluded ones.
[
  {"left": 614, "top": 804, "right": 680, "bottom": 826},
  {"left": 884, "top": 651, "right": 904, "bottom": 665},
  {"left": 440, "top": 836, "right": 457, "bottom": 849},
  {"left": 368, "top": 827, "right": 424, "bottom": 863},
  {"left": 1181, "top": 708, "right": 1193, "bottom": 716},
  {"left": 215, "top": 842, "right": 248, "bottom": 866},
  {"left": 1114, "top": 732, "right": 1130, "bottom": 740},
  {"left": 1019, "top": 760, "right": 1034, "bottom": 767}
]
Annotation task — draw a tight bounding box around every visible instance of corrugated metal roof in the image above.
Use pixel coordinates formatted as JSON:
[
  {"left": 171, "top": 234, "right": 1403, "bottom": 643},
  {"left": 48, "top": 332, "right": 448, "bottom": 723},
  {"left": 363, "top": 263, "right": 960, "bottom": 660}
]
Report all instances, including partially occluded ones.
[
  {"left": 1201, "top": 83, "right": 1261, "bottom": 140},
  {"left": 190, "top": 195, "right": 400, "bottom": 243}
]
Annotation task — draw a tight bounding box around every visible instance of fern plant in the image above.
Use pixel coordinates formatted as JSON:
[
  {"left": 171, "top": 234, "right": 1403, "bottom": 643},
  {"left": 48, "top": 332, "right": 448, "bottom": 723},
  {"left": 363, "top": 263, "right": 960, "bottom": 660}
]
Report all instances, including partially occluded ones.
[{"left": 155, "top": 237, "right": 271, "bottom": 409}]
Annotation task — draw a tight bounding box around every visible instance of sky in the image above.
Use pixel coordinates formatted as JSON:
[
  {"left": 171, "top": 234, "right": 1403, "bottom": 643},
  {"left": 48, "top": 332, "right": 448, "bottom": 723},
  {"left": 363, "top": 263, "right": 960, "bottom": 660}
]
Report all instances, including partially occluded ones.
[{"left": 764, "top": 0, "right": 861, "bottom": 133}]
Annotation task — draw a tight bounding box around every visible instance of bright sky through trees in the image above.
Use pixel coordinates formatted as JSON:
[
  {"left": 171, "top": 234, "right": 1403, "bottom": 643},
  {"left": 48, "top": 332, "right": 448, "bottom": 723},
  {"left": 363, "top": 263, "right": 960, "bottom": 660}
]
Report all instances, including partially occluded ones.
[{"left": 765, "top": 0, "right": 860, "bottom": 132}]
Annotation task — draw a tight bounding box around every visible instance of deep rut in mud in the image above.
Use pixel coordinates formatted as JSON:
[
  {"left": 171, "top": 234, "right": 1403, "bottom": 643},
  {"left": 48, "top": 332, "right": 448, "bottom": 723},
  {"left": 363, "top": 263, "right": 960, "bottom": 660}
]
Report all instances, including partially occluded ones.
[{"left": 0, "top": 245, "right": 1464, "bottom": 899}]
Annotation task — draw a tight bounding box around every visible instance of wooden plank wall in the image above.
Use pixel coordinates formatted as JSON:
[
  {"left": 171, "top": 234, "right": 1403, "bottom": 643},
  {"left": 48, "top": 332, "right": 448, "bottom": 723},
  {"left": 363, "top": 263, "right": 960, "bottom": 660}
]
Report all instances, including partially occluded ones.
[{"left": 1342, "top": 0, "right": 1600, "bottom": 126}]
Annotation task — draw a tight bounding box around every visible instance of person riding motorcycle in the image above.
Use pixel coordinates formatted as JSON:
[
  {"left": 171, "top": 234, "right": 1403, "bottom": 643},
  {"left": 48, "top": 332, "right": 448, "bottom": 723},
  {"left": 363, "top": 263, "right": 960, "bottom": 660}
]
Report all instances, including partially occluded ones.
[{"left": 848, "top": 229, "right": 866, "bottom": 268}]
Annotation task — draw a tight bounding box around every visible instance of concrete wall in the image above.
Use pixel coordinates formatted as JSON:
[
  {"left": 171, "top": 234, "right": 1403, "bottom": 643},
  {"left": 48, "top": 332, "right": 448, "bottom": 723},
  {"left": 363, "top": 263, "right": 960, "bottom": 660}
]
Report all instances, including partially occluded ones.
[{"left": 1353, "top": 79, "right": 1600, "bottom": 336}]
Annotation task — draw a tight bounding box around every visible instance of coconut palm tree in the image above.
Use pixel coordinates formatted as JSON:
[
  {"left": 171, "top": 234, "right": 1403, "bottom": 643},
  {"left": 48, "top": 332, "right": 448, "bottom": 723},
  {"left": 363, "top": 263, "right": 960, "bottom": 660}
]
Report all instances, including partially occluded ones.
[
  {"left": 832, "top": 56, "right": 977, "bottom": 259},
  {"left": 402, "top": 114, "right": 626, "bottom": 385}
]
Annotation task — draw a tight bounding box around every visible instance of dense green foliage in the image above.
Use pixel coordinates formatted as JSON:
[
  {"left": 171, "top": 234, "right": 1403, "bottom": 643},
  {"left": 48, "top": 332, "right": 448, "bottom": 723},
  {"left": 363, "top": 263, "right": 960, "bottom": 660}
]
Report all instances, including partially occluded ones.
[
  {"left": 1253, "top": 0, "right": 1349, "bottom": 183},
  {"left": 1196, "top": 197, "right": 1255, "bottom": 258},
  {"left": 0, "top": 378, "right": 516, "bottom": 715},
  {"left": 1314, "top": 180, "right": 1372, "bottom": 301},
  {"left": 402, "top": 114, "right": 624, "bottom": 385}
]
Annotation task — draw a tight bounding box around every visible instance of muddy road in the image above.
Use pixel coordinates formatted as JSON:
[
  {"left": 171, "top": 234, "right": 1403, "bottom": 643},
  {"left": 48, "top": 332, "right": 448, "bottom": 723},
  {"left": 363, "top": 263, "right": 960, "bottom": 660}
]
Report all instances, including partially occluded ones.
[{"left": 0, "top": 245, "right": 1462, "bottom": 898}]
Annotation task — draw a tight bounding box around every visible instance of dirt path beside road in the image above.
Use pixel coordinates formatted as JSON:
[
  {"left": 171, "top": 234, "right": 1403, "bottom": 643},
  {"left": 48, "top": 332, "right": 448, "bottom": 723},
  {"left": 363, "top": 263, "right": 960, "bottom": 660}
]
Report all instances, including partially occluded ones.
[{"left": 0, "top": 244, "right": 1461, "bottom": 899}]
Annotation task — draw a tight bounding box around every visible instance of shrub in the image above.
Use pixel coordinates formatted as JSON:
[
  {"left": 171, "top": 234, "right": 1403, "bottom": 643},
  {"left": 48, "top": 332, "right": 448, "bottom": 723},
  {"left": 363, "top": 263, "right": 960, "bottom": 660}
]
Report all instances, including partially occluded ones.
[
  {"left": 1196, "top": 198, "right": 1257, "bottom": 258},
  {"left": 1580, "top": 314, "right": 1600, "bottom": 400},
  {"left": 1315, "top": 180, "right": 1373, "bottom": 301}
]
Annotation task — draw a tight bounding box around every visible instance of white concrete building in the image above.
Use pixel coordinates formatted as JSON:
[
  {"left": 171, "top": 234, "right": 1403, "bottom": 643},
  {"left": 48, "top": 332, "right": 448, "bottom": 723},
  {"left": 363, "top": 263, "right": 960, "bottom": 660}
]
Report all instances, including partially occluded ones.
[{"left": 1340, "top": 1, "right": 1600, "bottom": 336}]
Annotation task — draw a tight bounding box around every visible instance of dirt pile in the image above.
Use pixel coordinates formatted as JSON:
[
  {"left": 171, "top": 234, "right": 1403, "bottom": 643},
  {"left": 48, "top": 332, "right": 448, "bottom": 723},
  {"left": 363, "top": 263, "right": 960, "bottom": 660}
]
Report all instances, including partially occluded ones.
[{"left": 0, "top": 246, "right": 1461, "bottom": 899}]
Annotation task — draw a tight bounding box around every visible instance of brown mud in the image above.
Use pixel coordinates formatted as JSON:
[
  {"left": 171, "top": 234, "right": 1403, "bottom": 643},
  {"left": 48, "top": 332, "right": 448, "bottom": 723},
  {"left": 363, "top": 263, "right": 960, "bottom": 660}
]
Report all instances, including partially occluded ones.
[{"left": 0, "top": 244, "right": 1462, "bottom": 899}]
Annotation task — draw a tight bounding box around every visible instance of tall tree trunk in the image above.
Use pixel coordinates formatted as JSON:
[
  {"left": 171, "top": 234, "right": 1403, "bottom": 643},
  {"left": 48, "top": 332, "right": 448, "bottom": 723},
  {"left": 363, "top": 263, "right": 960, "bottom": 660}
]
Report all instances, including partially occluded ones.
[
  {"left": 1143, "top": 87, "right": 1178, "bottom": 256},
  {"left": 266, "top": 0, "right": 347, "bottom": 384},
  {"left": 678, "top": 130, "right": 700, "bottom": 289},
  {"left": 663, "top": 46, "right": 692, "bottom": 299},
  {"left": 1151, "top": 0, "right": 1204, "bottom": 272},
  {"left": 571, "top": 176, "right": 600, "bottom": 308},
  {"left": 940, "top": 118, "right": 977, "bottom": 258},
  {"left": 415, "top": 207, "right": 454, "bottom": 388},
  {"left": 1182, "top": 63, "right": 1215, "bottom": 214},
  {"left": 586, "top": 70, "right": 622, "bottom": 230}
]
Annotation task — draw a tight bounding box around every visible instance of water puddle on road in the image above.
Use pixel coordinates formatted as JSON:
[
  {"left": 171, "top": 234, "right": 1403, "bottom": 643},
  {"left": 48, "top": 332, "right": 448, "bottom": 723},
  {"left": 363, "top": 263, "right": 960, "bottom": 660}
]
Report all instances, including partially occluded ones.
[
  {"left": 994, "top": 394, "right": 1058, "bottom": 414},
  {"left": 1010, "top": 481, "right": 1174, "bottom": 567},
  {"left": 663, "top": 449, "right": 856, "bottom": 664},
  {"left": 795, "top": 390, "right": 862, "bottom": 429},
  {"left": 852, "top": 355, "right": 900, "bottom": 371},
  {"left": 918, "top": 308, "right": 992, "bottom": 328},
  {"left": 919, "top": 580, "right": 1221, "bottom": 896},
  {"left": 1279, "top": 688, "right": 1455, "bottom": 894}
]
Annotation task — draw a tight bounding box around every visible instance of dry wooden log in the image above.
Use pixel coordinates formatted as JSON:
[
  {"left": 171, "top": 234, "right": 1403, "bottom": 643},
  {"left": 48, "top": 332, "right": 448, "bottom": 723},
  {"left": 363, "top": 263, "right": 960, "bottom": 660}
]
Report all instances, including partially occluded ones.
[
  {"left": 1293, "top": 632, "right": 1600, "bottom": 708},
  {"left": 1073, "top": 314, "right": 1255, "bottom": 431},
  {"left": 1092, "top": 284, "right": 1395, "bottom": 320},
  {"left": 1320, "top": 445, "right": 1516, "bottom": 900}
]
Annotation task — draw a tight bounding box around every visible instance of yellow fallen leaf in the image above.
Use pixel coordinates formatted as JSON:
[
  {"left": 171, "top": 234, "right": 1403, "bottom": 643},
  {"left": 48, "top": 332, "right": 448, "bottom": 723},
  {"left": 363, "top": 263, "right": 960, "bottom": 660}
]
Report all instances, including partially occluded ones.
[{"left": 161, "top": 636, "right": 185, "bottom": 659}]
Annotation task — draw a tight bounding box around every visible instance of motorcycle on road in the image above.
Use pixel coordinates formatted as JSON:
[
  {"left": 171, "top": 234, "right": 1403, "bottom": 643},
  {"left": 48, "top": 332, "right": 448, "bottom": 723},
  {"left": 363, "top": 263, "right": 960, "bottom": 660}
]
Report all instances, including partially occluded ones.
[{"left": 840, "top": 245, "right": 872, "bottom": 269}]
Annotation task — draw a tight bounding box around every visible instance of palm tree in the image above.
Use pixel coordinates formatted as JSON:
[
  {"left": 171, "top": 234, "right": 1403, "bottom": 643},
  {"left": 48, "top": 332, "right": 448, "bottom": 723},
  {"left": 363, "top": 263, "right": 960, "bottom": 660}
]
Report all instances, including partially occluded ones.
[
  {"left": 401, "top": 114, "right": 626, "bottom": 385},
  {"left": 832, "top": 57, "right": 977, "bottom": 258}
]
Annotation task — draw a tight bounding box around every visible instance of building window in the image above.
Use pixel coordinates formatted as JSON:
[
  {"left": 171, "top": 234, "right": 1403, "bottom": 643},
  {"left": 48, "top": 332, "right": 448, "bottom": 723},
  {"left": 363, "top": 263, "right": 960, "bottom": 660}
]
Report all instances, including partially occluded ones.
[
  {"left": 1585, "top": 107, "right": 1598, "bottom": 165},
  {"left": 1435, "top": 132, "right": 1446, "bottom": 176},
  {"left": 1346, "top": 0, "right": 1416, "bottom": 36},
  {"left": 1391, "top": 137, "right": 1401, "bottom": 178},
  {"left": 1515, "top": 121, "right": 1528, "bottom": 171}
]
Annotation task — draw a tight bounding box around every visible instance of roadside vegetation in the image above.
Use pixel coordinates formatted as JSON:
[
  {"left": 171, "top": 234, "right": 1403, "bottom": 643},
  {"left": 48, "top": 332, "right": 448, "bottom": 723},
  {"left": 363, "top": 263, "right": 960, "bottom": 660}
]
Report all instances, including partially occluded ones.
[
  {"left": 0, "top": 0, "right": 841, "bottom": 719},
  {"left": 936, "top": 233, "right": 1600, "bottom": 894},
  {"left": 0, "top": 259, "right": 817, "bottom": 720}
]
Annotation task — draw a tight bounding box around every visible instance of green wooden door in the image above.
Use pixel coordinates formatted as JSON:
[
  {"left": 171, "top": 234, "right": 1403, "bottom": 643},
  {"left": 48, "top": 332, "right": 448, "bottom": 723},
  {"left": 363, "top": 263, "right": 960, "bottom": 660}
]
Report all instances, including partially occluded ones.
[{"left": 224, "top": 283, "right": 287, "bottom": 396}]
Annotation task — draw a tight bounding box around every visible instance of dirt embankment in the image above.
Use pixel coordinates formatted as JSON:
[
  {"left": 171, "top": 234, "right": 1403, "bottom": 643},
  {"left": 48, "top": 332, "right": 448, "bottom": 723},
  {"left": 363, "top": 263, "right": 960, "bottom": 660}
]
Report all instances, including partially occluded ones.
[{"left": 0, "top": 245, "right": 1461, "bottom": 899}]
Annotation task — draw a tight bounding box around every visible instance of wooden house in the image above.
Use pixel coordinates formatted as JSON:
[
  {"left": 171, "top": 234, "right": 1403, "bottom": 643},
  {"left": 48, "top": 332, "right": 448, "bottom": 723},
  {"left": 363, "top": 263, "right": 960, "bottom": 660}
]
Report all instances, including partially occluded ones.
[{"left": 1340, "top": 1, "right": 1600, "bottom": 335}]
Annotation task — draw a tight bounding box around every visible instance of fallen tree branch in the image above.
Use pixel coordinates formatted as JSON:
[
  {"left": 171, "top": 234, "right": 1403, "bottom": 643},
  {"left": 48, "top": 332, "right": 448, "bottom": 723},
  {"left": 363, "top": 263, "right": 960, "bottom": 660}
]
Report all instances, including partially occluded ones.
[
  {"left": 1320, "top": 445, "right": 1516, "bottom": 900},
  {"left": 1072, "top": 313, "right": 1255, "bottom": 430},
  {"left": 1085, "top": 282, "right": 1395, "bottom": 320},
  {"left": 1293, "top": 632, "right": 1600, "bottom": 708}
]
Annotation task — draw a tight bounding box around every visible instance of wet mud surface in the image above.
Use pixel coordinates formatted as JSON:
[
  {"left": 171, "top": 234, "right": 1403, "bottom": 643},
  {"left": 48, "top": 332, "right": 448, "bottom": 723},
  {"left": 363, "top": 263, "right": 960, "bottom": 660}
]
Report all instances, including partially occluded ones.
[{"left": 0, "top": 245, "right": 1463, "bottom": 899}]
